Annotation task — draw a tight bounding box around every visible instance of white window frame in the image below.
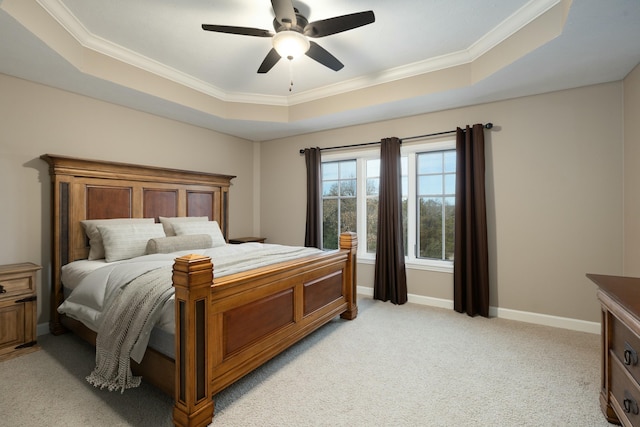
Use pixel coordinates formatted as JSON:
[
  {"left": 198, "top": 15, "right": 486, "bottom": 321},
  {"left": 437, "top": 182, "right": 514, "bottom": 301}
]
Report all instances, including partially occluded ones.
[{"left": 321, "top": 139, "right": 455, "bottom": 273}]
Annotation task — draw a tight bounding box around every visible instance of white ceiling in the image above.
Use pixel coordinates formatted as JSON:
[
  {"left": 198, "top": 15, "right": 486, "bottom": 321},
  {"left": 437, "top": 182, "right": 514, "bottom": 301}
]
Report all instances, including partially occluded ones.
[{"left": 1, "top": 0, "right": 639, "bottom": 141}]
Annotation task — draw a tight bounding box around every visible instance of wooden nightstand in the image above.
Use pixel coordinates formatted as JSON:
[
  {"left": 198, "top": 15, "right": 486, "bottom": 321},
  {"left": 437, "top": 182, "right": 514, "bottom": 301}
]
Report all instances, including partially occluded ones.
[
  {"left": 228, "top": 237, "right": 266, "bottom": 244},
  {"left": 0, "top": 262, "right": 41, "bottom": 361}
]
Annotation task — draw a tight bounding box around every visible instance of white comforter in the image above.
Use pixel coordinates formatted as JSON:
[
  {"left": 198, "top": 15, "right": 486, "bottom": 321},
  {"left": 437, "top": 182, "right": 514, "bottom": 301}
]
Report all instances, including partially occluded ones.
[
  {"left": 58, "top": 243, "right": 322, "bottom": 336},
  {"left": 60, "top": 242, "right": 324, "bottom": 392}
]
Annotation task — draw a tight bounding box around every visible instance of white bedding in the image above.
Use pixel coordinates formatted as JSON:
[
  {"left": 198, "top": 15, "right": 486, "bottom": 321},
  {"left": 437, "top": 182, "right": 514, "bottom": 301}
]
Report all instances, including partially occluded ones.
[{"left": 58, "top": 243, "right": 322, "bottom": 335}]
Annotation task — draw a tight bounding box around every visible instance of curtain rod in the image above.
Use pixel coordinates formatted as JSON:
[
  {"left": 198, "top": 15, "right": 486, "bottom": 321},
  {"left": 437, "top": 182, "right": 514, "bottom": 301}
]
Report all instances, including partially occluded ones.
[{"left": 299, "top": 123, "right": 493, "bottom": 154}]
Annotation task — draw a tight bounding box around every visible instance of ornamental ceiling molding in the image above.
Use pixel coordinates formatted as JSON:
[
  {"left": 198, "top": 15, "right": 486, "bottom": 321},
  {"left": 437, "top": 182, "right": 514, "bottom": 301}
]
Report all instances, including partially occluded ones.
[{"left": 1, "top": 0, "right": 570, "bottom": 123}]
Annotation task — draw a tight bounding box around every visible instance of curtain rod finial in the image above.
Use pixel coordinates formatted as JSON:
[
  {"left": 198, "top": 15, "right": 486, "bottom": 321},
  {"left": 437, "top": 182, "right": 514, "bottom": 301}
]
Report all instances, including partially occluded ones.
[{"left": 484, "top": 123, "right": 493, "bottom": 129}]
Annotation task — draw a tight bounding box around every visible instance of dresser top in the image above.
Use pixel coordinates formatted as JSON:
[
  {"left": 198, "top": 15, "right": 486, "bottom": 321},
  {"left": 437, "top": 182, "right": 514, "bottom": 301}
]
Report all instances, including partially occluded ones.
[{"left": 588, "top": 273, "right": 640, "bottom": 317}]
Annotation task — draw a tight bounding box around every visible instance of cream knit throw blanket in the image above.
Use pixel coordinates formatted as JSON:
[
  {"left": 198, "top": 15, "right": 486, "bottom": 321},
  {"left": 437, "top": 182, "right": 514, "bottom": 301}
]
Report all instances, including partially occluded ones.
[{"left": 86, "top": 266, "right": 174, "bottom": 393}]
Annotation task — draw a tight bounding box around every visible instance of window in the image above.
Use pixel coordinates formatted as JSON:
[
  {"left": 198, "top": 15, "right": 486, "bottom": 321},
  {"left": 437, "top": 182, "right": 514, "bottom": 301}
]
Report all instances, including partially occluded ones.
[
  {"left": 416, "top": 151, "right": 456, "bottom": 260},
  {"left": 321, "top": 160, "right": 357, "bottom": 250},
  {"left": 321, "top": 141, "right": 455, "bottom": 270}
]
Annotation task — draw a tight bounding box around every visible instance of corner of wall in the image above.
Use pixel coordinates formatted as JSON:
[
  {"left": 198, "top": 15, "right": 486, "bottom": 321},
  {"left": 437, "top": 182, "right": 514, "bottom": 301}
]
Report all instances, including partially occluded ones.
[
  {"left": 253, "top": 141, "right": 261, "bottom": 236},
  {"left": 623, "top": 62, "right": 640, "bottom": 275}
]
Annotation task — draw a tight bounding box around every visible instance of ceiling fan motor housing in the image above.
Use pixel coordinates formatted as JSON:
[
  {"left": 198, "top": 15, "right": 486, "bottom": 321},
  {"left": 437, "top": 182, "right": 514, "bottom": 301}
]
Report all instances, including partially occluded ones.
[{"left": 273, "top": 9, "right": 308, "bottom": 34}]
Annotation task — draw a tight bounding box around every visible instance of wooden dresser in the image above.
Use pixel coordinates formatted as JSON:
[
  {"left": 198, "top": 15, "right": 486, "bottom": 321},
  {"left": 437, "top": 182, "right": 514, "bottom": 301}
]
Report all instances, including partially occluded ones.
[
  {"left": 589, "top": 273, "right": 640, "bottom": 426},
  {"left": 0, "top": 262, "right": 41, "bottom": 361}
]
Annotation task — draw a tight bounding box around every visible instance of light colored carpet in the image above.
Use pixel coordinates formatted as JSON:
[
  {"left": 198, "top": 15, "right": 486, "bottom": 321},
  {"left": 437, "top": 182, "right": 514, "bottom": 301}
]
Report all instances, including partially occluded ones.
[{"left": 0, "top": 298, "right": 611, "bottom": 426}]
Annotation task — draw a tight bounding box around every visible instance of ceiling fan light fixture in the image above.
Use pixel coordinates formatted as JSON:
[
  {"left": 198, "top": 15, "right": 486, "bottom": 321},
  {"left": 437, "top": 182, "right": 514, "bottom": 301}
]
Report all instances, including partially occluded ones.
[{"left": 272, "top": 31, "right": 310, "bottom": 60}]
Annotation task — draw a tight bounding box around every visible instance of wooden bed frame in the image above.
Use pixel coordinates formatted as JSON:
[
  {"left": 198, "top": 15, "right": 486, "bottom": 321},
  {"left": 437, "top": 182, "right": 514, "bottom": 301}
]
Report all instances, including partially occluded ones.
[{"left": 41, "top": 154, "right": 358, "bottom": 427}]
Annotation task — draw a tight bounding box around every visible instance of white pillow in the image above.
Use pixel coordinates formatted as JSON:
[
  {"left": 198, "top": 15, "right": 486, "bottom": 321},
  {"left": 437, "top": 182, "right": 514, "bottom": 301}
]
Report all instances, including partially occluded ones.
[
  {"left": 97, "top": 223, "right": 165, "bottom": 262},
  {"left": 171, "top": 221, "right": 226, "bottom": 248},
  {"left": 81, "top": 218, "right": 155, "bottom": 260},
  {"left": 146, "top": 234, "right": 213, "bottom": 254},
  {"left": 158, "top": 216, "right": 209, "bottom": 236}
]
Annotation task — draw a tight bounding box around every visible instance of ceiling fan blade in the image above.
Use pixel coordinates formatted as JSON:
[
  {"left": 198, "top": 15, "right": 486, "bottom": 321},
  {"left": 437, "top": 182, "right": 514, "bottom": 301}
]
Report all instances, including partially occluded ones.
[
  {"left": 271, "top": 0, "right": 297, "bottom": 28},
  {"left": 304, "top": 11, "right": 375, "bottom": 38},
  {"left": 202, "top": 24, "right": 273, "bottom": 37},
  {"left": 305, "top": 41, "right": 343, "bottom": 71},
  {"left": 258, "top": 48, "right": 282, "bottom": 73}
]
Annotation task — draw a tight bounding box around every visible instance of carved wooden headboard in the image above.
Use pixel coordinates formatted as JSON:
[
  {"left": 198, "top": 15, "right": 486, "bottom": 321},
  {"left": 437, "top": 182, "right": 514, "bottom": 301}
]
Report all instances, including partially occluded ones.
[{"left": 40, "top": 154, "right": 235, "bottom": 333}]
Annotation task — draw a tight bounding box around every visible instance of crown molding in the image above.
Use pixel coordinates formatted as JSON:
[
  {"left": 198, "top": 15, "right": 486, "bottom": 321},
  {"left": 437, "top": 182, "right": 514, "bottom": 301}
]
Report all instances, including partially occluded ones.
[
  {"left": 289, "top": 0, "right": 564, "bottom": 105},
  {"left": 36, "top": 0, "right": 289, "bottom": 106},
  {"left": 36, "top": 0, "right": 563, "bottom": 108},
  {"left": 467, "top": 0, "right": 563, "bottom": 59}
]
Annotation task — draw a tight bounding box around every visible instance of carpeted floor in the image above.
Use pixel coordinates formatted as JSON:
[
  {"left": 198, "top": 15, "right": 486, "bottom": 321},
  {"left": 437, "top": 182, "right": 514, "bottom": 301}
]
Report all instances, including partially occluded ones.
[{"left": 0, "top": 298, "right": 612, "bottom": 426}]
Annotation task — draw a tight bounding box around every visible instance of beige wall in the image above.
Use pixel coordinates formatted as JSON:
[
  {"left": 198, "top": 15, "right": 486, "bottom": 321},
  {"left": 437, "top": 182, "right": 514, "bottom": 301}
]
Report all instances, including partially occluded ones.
[
  {"left": 624, "top": 63, "right": 640, "bottom": 276},
  {"left": 0, "top": 73, "right": 256, "bottom": 326},
  {"left": 1, "top": 70, "right": 630, "bottom": 327},
  {"left": 261, "top": 82, "right": 625, "bottom": 323}
]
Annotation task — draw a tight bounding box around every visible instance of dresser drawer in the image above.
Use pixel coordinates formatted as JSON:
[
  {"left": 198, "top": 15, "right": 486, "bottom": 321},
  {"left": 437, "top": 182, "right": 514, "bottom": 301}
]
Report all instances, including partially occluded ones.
[
  {"left": 612, "top": 315, "right": 640, "bottom": 384},
  {"left": 611, "top": 355, "right": 640, "bottom": 426}
]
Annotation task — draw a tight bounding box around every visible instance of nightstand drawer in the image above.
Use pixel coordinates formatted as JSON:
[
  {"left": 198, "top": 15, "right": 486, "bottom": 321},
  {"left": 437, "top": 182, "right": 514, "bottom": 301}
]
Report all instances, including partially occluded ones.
[
  {"left": 0, "top": 263, "right": 38, "bottom": 297},
  {"left": 0, "top": 276, "right": 34, "bottom": 297},
  {"left": 612, "top": 315, "right": 640, "bottom": 384},
  {"left": 611, "top": 355, "right": 640, "bottom": 426}
]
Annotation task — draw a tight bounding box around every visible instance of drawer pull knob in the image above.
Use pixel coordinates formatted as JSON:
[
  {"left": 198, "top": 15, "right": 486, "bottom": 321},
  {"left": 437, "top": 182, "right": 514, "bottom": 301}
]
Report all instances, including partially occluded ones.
[
  {"left": 0, "top": 285, "right": 5, "bottom": 293},
  {"left": 624, "top": 342, "right": 638, "bottom": 366},
  {"left": 624, "top": 391, "right": 639, "bottom": 415}
]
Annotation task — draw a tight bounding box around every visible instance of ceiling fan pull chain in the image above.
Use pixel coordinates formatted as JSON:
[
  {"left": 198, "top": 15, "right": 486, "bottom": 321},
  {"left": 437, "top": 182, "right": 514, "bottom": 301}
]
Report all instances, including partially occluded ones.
[{"left": 289, "top": 58, "right": 294, "bottom": 92}]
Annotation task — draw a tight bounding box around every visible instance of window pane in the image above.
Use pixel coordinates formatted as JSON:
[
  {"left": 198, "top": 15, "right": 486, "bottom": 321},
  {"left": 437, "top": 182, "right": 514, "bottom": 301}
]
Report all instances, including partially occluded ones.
[
  {"left": 366, "top": 178, "right": 379, "bottom": 196},
  {"left": 323, "top": 180, "right": 338, "bottom": 197},
  {"left": 322, "top": 162, "right": 338, "bottom": 180},
  {"left": 322, "top": 199, "right": 338, "bottom": 250},
  {"left": 402, "top": 198, "right": 408, "bottom": 256},
  {"left": 340, "top": 161, "right": 357, "bottom": 179},
  {"left": 418, "top": 152, "right": 443, "bottom": 174},
  {"left": 366, "top": 159, "right": 380, "bottom": 177},
  {"left": 340, "top": 198, "right": 357, "bottom": 233},
  {"left": 444, "top": 197, "right": 455, "bottom": 260},
  {"left": 418, "top": 175, "right": 442, "bottom": 195},
  {"left": 366, "top": 197, "right": 378, "bottom": 253},
  {"left": 341, "top": 179, "right": 357, "bottom": 197},
  {"left": 418, "top": 197, "right": 443, "bottom": 259},
  {"left": 444, "top": 151, "right": 456, "bottom": 173},
  {"left": 444, "top": 174, "right": 456, "bottom": 194}
]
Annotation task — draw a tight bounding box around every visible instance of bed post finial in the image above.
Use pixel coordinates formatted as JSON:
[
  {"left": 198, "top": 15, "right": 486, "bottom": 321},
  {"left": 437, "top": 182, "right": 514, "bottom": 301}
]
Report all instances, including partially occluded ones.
[
  {"left": 172, "top": 254, "right": 214, "bottom": 427},
  {"left": 339, "top": 232, "right": 358, "bottom": 320}
]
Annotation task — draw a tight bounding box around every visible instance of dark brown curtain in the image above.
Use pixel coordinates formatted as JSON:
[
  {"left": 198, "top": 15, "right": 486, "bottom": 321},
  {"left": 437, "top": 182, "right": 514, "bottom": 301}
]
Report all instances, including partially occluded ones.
[
  {"left": 454, "top": 124, "right": 489, "bottom": 317},
  {"left": 304, "top": 147, "right": 322, "bottom": 249},
  {"left": 374, "top": 137, "right": 407, "bottom": 304}
]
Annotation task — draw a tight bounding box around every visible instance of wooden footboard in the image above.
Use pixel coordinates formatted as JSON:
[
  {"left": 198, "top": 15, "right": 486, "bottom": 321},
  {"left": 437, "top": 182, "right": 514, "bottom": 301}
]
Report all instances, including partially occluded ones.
[
  {"left": 172, "top": 232, "right": 358, "bottom": 427},
  {"left": 42, "top": 154, "right": 359, "bottom": 427}
]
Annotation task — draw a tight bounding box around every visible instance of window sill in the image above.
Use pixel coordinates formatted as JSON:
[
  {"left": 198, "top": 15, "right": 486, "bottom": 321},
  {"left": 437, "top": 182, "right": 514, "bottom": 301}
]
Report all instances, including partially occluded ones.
[{"left": 356, "top": 255, "right": 453, "bottom": 274}]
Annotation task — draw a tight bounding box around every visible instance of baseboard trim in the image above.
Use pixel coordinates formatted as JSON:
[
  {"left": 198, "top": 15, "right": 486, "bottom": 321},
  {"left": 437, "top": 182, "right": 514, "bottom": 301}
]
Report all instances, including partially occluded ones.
[
  {"left": 37, "top": 323, "right": 50, "bottom": 337},
  {"left": 490, "top": 306, "right": 600, "bottom": 334},
  {"left": 357, "top": 286, "right": 600, "bottom": 334}
]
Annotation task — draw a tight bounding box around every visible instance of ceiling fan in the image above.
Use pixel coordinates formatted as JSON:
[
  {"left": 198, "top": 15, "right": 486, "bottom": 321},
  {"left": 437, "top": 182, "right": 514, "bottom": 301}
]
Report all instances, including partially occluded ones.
[{"left": 202, "top": 0, "right": 375, "bottom": 74}]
